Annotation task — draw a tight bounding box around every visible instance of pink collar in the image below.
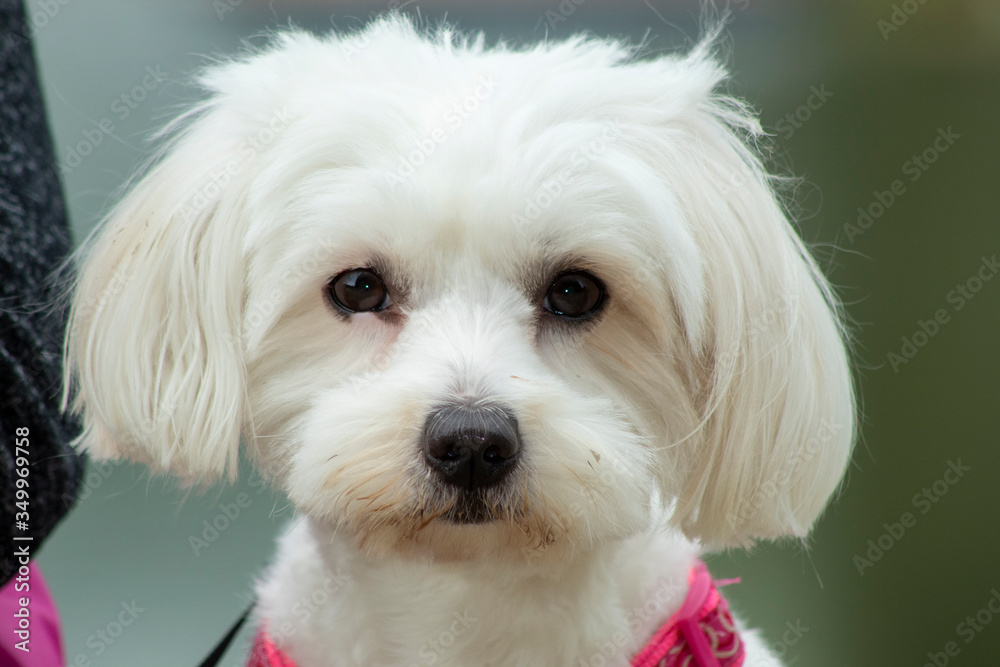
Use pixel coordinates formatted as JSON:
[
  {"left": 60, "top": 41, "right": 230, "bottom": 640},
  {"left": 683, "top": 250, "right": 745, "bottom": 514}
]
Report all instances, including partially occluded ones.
[
  {"left": 630, "top": 560, "right": 745, "bottom": 667},
  {"left": 248, "top": 561, "right": 744, "bottom": 667},
  {"left": 247, "top": 630, "right": 297, "bottom": 667}
]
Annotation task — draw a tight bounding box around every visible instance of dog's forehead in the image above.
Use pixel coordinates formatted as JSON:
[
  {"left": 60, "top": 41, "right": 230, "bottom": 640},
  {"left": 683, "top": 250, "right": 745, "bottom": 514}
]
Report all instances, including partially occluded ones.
[
  {"left": 365, "top": 128, "right": 637, "bottom": 275},
  {"left": 247, "top": 49, "right": 683, "bottom": 319},
  {"left": 353, "top": 167, "right": 633, "bottom": 297}
]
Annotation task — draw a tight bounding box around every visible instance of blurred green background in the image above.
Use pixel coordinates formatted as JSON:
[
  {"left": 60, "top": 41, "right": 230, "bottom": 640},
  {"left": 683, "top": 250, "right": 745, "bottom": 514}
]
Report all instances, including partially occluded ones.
[{"left": 26, "top": 0, "right": 999, "bottom": 665}]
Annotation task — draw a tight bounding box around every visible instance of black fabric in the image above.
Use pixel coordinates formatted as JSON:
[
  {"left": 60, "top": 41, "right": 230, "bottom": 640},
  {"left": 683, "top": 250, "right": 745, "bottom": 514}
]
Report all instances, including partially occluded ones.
[
  {"left": 198, "top": 601, "right": 255, "bottom": 667},
  {"left": 0, "top": 0, "right": 83, "bottom": 584}
]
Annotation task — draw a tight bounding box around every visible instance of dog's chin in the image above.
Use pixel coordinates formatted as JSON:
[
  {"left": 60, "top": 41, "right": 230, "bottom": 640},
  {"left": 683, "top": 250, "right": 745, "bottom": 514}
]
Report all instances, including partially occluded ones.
[
  {"left": 331, "top": 515, "right": 533, "bottom": 564},
  {"left": 440, "top": 489, "right": 512, "bottom": 525}
]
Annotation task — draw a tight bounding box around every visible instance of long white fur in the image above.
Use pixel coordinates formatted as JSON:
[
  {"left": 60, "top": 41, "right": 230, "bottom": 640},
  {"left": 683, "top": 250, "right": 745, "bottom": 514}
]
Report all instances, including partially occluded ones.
[{"left": 64, "top": 15, "right": 854, "bottom": 666}]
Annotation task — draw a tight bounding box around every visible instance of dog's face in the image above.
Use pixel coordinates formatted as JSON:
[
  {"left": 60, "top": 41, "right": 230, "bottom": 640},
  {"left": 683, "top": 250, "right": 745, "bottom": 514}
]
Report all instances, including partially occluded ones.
[{"left": 66, "top": 18, "right": 854, "bottom": 563}]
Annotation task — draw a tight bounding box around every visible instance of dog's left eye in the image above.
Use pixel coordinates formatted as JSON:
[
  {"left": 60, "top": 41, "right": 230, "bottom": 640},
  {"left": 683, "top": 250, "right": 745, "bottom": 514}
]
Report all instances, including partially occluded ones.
[
  {"left": 543, "top": 271, "right": 606, "bottom": 320},
  {"left": 327, "top": 269, "right": 391, "bottom": 313}
]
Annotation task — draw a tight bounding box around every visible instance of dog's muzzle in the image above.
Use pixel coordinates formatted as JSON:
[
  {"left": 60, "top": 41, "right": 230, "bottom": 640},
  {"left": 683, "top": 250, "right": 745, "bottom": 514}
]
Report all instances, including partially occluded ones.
[{"left": 422, "top": 402, "right": 520, "bottom": 491}]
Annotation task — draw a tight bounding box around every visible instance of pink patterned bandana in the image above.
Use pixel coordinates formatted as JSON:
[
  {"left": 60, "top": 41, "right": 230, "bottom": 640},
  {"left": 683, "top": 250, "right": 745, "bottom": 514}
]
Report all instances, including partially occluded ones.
[
  {"left": 247, "top": 561, "right": 744, "bottom": 667},
  {"left": 247, "top": 630, "right": 297, "bottom": 667},
  {"left": 629, "top": 561, "right": 745, "bottom": 667}
]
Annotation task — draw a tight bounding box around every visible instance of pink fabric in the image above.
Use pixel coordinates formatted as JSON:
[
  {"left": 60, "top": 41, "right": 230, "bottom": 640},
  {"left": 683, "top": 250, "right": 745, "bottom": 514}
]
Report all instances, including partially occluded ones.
[
  {"left": 0, "top": 562, "right": 65, "bottom": 667},
  {"left": 630, "top": 561, "right": 745, "bottom": 667},
  {"left": 247, "top": 629, "right": 297, "bottom": 667},
  {"left": 247, "top": 561, "right": 744, "bottom": 667}
]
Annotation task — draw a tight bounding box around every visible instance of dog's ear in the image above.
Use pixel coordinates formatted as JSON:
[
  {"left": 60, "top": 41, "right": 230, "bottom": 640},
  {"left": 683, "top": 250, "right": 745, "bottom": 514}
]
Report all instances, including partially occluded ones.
[
  {"left": 648, "top": 51, "right": 856, "bottom": 548},
  {"left": 63, "top": 95, "right": 274, "bottom": 482}
]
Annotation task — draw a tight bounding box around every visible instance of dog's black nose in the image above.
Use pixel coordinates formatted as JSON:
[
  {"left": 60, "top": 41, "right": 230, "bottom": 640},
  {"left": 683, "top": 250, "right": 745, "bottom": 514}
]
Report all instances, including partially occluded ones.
[{"left": 422, "top": 404, "right": 520, "bottom": 490}]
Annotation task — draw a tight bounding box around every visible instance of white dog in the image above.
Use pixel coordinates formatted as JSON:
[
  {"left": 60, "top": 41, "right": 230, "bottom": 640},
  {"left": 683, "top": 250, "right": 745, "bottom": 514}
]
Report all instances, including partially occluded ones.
[{"left": 65, "top": 16, "right": 854, "bottom": 667}]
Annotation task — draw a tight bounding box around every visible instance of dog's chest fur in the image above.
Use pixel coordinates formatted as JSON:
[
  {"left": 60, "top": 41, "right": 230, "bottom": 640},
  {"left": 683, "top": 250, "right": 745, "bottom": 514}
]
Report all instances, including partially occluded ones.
[{"left": 255, "top": 519, "right": 773, "bottom": 666}]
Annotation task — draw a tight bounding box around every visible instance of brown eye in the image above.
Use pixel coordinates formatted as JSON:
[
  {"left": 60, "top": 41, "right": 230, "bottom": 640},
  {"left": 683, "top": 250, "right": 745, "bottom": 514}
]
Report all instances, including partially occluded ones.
[
  {"left": 327, "top": 269, "right": 390, "bottom": 313},
  {"left": 544, "top": 271, "right": 605, "bottom": 320}
]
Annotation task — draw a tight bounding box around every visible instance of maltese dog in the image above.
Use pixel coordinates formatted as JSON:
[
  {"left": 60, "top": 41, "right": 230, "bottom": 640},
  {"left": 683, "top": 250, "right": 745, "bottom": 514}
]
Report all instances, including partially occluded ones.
[{"left": 65, "top": 15, "right": 854, "bottom": 667}]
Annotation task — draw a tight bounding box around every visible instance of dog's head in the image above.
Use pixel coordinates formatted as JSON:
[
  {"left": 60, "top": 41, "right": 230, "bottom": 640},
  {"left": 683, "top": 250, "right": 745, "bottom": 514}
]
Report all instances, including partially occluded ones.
[{"left": 65, "top": 17, "right": 854, "bottom": 561}]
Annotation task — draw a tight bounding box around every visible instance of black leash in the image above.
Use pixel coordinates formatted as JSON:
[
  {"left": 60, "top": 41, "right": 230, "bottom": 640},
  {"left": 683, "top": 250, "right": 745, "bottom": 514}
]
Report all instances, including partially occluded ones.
[{"left": 197, "top": 599, "right": 256, "bottom": 667}]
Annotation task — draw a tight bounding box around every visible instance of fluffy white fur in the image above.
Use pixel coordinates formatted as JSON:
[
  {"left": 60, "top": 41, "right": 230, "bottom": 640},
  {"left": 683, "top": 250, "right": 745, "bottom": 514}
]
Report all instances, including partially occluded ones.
[{"left": 65, "top": 16, "right": 854, "bottom": 666}]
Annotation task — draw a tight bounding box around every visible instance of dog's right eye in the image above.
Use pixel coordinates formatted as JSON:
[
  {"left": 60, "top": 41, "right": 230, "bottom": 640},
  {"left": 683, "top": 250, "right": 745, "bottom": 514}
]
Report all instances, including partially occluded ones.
[{"left": 327, "top": 269, "right": 391, "bottom": 313}]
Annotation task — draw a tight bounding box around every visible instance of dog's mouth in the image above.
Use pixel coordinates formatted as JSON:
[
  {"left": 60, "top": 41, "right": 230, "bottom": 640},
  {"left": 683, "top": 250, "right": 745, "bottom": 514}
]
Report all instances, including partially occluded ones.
[
  {"left": 334, "top": 481, "right": 564, "bottom": 560},
  {"left": 440, "top": 490, "right": 501, "bottom": 525},
  {"left": 434, "top": 488, "right": 524, "bottom": 525}
]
